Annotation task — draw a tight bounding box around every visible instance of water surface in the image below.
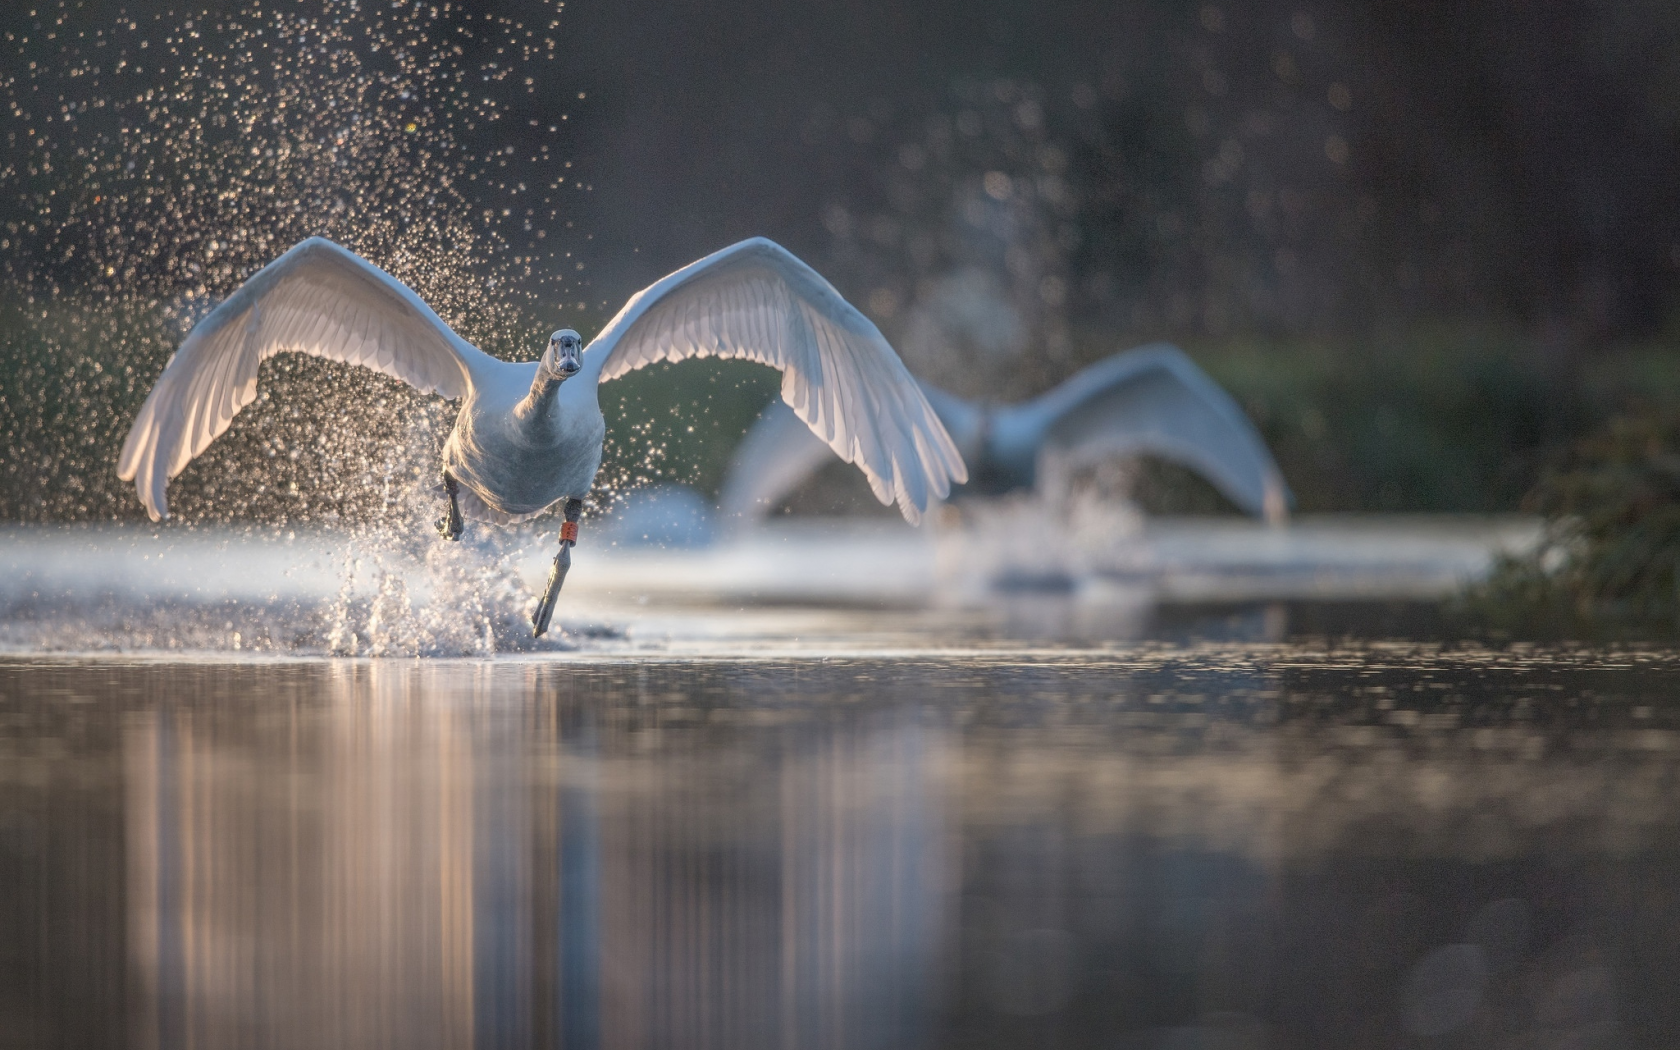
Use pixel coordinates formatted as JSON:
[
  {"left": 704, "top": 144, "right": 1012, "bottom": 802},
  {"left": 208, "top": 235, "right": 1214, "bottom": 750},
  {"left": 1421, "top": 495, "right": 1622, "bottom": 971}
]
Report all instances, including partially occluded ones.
[{"left": 4, "top": 646, "right": 1678, "bottom": 1049}]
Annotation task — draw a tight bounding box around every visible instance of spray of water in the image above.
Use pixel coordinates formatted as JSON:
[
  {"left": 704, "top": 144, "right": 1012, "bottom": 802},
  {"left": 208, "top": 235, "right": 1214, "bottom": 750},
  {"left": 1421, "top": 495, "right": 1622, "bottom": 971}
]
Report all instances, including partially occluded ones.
[
  {"left": 0, "top": 0, "right": 621, "bottom": 654},
  {"left": 934, "top": 458, "right": 1148, "bottom": 600},
  {"left": 817, "top": 80, "right": 1080, "bottom": 401}
]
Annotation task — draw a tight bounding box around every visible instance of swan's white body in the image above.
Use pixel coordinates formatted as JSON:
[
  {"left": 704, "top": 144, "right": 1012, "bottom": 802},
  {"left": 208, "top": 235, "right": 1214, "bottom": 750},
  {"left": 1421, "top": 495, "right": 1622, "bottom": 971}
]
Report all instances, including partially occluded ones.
[
  {"left": 119, "top": 236, "right": 966, "bottom": 529},
  {"left": 439, "top": 355, "right": 606, "bottom": 524}
]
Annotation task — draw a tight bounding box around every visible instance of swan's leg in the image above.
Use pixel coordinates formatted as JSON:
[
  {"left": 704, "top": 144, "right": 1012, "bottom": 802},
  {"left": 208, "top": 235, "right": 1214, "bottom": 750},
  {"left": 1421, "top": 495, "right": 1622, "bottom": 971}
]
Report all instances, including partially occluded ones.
[
  {"left": 531, "top": 498, "right": 584, "bottom": 637},
  {"left": 436, "top": 472, "right": 464, "bottom": 541}
]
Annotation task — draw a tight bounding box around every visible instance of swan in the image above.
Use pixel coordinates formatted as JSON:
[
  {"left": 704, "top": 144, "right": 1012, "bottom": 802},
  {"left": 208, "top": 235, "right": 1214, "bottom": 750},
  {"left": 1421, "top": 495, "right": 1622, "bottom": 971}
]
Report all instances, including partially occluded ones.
[
  {"left": 720, "top": 343, "right": 1290, "bottom": 526},
  {"left": 118, "top": 236, "right": 966, "bottom": 635}
]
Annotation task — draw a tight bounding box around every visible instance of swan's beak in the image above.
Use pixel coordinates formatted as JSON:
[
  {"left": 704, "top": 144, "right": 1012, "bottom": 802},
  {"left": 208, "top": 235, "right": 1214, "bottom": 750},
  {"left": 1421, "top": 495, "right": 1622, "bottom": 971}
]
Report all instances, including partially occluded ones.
[{"left": 549, "top": 329, "right": 584, "bottom": 379}]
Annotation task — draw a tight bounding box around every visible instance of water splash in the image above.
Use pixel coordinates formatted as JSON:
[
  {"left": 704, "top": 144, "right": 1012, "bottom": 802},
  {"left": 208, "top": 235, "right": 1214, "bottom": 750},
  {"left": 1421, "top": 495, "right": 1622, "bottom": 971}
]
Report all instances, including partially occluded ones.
[
  {"left": 816, "top": 80, "right": 1080, "bottom": 400},
  {"left": 0, "top": 508, "right": 624, "bottom": 657},
  {"left": 0, "top": 0, "right": 645, "bottom": 652},
  {"left": 935, "top": 462, "right": 1149, "bottom": 597},
  {"left": 1, "top": 0, "right": 580, "bottom": 528},
  {"left": 316, "top": 517, "right": 578, "bottom": 657}
]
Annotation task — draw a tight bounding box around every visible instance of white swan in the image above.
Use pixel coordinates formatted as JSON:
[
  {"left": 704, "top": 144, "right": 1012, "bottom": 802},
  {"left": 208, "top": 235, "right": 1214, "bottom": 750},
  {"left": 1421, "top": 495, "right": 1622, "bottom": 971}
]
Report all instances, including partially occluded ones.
[
  {"left": 118, "top": 236, "right": 966, "bottom": 634},
  {"left": 721, "top": 343, "right": 1291, "bottom": 526}
]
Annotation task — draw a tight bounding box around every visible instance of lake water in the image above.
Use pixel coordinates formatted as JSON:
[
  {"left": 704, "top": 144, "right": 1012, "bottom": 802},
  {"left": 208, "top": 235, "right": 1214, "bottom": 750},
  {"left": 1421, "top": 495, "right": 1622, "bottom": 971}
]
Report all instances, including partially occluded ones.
[
  {"left": 4, "top": 646, "right": 1679, "bottom": 1050},
  {"left": 2, "top": 519, "right": 1671, "bottom": 1049}
]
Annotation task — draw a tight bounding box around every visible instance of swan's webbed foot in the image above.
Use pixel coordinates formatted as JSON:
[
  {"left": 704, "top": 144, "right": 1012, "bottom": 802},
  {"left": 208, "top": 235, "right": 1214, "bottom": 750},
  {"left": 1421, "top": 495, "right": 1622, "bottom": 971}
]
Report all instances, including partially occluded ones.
[
  {"left": 436, "top": 472, "right": 464, "bottom": 541},
  {"left": 531, "top": 498, "right": 584, "bottom": 638}
]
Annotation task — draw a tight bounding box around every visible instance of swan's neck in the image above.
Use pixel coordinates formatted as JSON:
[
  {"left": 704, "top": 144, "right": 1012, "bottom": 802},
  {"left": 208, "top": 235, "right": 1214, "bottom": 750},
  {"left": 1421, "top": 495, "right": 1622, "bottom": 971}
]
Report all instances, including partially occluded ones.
[{"left": 514, "top": 369, "right": 565, "bottom": 427}]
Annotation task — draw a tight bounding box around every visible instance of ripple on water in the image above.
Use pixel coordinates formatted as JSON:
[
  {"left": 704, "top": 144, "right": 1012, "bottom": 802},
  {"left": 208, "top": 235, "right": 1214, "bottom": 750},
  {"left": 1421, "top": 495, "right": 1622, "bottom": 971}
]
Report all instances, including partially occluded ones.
[{"left": 4, "top": 654, "right": 1680, "bottom": 1047}]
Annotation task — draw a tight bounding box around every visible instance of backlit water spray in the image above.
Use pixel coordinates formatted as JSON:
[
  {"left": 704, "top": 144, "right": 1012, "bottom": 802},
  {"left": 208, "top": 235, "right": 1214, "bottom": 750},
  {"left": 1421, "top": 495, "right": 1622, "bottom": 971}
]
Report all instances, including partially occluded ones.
[{"left": 0, "top": 0, "right": 622, "bottom": 653}]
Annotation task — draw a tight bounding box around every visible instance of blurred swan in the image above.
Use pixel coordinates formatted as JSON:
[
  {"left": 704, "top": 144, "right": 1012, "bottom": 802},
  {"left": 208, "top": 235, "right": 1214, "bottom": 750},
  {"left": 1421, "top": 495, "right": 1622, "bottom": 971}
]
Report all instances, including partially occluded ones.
[
  {"left": 118, "top": 236, "right": 965, "bottom": 634},
  {"left": 720, "top": 343, "right": 1290, "bottom": 526}
]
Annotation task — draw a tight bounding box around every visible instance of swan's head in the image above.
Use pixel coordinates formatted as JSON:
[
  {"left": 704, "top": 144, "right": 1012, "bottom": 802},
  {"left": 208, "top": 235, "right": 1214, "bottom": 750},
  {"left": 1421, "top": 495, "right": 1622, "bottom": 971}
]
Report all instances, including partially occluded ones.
[{"left": 546, "top": 328, "right": 583, "bottom": 379}]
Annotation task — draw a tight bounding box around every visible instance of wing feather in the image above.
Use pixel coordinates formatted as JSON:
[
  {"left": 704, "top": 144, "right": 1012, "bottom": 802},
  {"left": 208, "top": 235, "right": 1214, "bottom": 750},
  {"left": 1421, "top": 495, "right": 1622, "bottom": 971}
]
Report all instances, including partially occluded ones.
[
  {"left": 587, "top": 238, "right": 965, "bottom": 524},
  {"left": 717, "top": 346, "right": 1291, "bottom": 524},
  {"left": 1021, "top": 343, "right": 1294, "bottom": 523},
  {"left": 716, "top": 399, "right": 836, "bottom": 525},
  {"left": 117, "top": 237, "right": 498, "bottom": 520}
]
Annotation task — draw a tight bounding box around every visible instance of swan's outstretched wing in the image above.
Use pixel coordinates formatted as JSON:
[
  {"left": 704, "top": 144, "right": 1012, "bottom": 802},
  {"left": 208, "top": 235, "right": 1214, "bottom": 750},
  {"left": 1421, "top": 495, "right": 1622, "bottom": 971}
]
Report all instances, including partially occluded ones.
[
  {"left": 118, "top": 237, "right": 498, "bottom": 521},
  {"left": 718, "top": 383, "right": 984, "bottom": 525},
  {"left": 716, "top": 399, "right": 836, "bottom": 524},
  {"left": 718, "top": 345, "right": 1289, "bottom": 523},
  {"left": 1018, "top": 344, "right": 1292, "bottom": 523},
  {"left": 587, "top": 238, "right": 966, "bottom": 524}
]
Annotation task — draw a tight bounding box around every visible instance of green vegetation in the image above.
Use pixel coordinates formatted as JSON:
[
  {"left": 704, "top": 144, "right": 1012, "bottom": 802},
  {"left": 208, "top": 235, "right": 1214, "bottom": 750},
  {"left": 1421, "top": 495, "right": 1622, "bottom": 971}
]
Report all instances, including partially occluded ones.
[
  {"left": 8, "top": 292, "right": 1680, "bottom": 535},
  {"left": 1131, "top": 331, "right": 1680, "bottom": 517},
  {"left": 1464, "top": 409, "right": 1680, "bottom": 639},
  {"left": 0, "top": 298, "right": 165, "bottom": 521},
  {"left": 594, "top": 358, "right": 782, "bottom": 505}
]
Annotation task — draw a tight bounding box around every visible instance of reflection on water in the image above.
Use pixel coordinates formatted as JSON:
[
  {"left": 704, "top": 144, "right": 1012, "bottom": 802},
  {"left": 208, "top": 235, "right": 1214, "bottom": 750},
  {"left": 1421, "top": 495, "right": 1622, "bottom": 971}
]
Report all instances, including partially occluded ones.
[{"left": 4, "top": 648, "right": 1680, "bottom": 1048}]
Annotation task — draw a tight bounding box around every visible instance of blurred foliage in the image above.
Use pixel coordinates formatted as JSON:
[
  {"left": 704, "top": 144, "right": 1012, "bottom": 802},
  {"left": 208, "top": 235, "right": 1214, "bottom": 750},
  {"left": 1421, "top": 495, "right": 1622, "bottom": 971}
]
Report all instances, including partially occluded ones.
[
  {"left": 594, "top": 359, "right": 782, "bottom": 504},
  {"left": 1465, "top": 409, "right": 1680, "bottom": 638},
  {"left": 1185, "top": 332, "right": 1582, "bottom": 513},
  {"left": 0, "top": 298, "right": 158, "bottom": 521},
  {"left": 810, "top": 4, "right": 1680, "bottom": 376},
  {"left": 1052, "top": 327, "right": 1680, "bottom": 517},
  {"left": 15, "top": 287, "right": 1680, "bottom": 523},
  {"left": 13, "top": 0, "right": 1680, "bottom": 351}
]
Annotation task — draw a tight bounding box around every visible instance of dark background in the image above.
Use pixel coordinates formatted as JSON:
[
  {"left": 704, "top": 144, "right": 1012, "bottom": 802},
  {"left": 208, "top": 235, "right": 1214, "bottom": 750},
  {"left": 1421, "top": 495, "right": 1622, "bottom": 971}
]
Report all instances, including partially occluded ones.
[
  {"left": 4, "top": 0, "right": 1680, "bottom": 519},
  {"left": 560, "top": 0, "right": 1680, "bottom": 345}
]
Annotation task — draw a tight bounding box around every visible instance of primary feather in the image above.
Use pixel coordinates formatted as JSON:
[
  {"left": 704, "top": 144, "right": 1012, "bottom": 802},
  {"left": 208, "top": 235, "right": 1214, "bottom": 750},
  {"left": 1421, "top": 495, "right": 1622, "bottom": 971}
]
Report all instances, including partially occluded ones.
[
  {"left": 586, "top": 238, "right": 967, "bottom": 524},
  {"left": 117, "top": 237, "right": 496, "bottom": 520}
]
